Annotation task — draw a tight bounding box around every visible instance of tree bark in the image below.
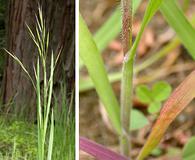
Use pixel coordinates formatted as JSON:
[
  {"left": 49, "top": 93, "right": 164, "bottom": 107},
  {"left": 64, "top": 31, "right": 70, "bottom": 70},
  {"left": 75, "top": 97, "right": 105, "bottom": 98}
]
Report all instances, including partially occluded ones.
[{"left": 2, "top": 0, "right": 75, "bottom": 119}]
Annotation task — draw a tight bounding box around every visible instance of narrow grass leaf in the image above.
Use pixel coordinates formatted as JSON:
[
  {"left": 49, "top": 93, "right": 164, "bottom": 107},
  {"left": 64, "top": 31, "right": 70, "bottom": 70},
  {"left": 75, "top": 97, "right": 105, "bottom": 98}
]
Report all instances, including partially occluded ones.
[
  {"left": 36, "top": 58, "right": 43, "bottom": 160},
  {"left": 4, "top": 49, "right": 36, "bottom": 90},
  {"left": 80, "top": 137, "right": 128, "bottom": 160},
  {"left": 38, "top": 7, "right": 44, "bottom": 30},
  {"left": 44, "top": 53, "right": 54, "bottom": 137},
  {"left": 47, "top": 110, "right": 54, "bottom": 160},
  {"left": 127, "top": 0, "right": 163, "bottom": 61},
  {"left": 79, "top": 14, "right": 121, "bottom": 133},
  {"left": 160, "top": 0, "right": 195, "bottom": 59},
  {"left": 36, "top": 59, "right": 42, "bottom": 128},
  {"left": 11, "top": 139, "right": 17, "bottom": 160},
  {"left": 137, "top": 71, "right": 195, "bottom": 160}
]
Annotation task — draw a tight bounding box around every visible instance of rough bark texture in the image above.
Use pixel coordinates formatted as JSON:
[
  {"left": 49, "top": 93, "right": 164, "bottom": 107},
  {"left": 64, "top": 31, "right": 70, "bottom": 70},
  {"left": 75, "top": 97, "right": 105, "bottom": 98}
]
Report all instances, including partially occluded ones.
[{"left": 2, "top": 0, "right": 75, "bottom": 119}]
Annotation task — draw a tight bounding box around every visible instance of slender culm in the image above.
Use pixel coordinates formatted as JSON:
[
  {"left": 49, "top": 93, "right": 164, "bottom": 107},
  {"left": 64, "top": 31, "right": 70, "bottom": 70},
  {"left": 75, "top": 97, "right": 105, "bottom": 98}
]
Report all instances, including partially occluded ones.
[
  {"left": 121, "top": 0, "right": 132, "bottom": 54},
  {"left": 120, "top": 0, "right": 133, "bottom": 158}
]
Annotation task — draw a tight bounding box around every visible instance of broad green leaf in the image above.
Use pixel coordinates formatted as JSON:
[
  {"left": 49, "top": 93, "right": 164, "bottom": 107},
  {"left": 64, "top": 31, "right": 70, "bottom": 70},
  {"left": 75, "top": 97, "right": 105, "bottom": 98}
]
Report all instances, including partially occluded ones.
[
  {"left": 148, "top": 101, "right": 161, "bottom": 114},
  {"left": 137, "top": 71, "right": 195, "bottom": 160},
  {"left": 152, "top": 81, "right": 172, "bottom": 102},
  {"left": 183, "top": 137, "right": 195, "bottom": 160},
  {"left": 47, "top": 110, "right": 54, "bottom": 160},
  {"left": 160, "top": 0, "right": 195, "bottom": 59},
  {"left": 79, "top": 14, "right": 121, "bottom": 134},
  {"left": 131, "top": 109, "right": 148, "bottom": 130},
  {"left": 136, "top": 85, "right": 152, "bottom": 103}
]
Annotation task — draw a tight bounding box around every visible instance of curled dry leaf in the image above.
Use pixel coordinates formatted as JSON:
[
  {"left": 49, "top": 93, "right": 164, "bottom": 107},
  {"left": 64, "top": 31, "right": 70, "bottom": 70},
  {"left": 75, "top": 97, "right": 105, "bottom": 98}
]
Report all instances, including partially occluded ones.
[{"left": 137, "top": 70, "right": 195, "bottom": 160}]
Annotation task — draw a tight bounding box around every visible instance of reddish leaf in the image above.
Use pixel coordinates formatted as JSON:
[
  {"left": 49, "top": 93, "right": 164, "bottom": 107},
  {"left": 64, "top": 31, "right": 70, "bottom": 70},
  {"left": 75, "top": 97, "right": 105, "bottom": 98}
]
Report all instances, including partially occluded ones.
[{"left": 80, "top": 137, "right": 128, "bottom": 160}]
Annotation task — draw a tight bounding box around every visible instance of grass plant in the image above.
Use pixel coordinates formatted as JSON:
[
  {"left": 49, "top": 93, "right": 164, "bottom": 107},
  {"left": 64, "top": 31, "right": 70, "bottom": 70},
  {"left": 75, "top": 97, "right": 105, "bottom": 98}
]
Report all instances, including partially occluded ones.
[
  {"left": 3, "top": 6, "right": 74, "bottom": 160},
  {"left": 5, "top": 7, "right": 56, "bottom": 159},
  {"left": 52, "top": 85, "right": 75, "bottom": 160}
]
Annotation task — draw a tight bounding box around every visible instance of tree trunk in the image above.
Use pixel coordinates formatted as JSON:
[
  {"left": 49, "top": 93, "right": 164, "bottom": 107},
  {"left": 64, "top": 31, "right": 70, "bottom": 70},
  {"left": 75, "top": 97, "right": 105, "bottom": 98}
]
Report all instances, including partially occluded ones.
[{"left": 2, "top": 0, "right": 75, "bottom": 119}]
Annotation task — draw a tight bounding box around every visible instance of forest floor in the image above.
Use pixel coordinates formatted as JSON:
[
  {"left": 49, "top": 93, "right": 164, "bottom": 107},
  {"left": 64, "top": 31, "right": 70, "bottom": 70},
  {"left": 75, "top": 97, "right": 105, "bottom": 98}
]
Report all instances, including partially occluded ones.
[
  {"left": 0, "top": 116, "right": 37, "bottom": 159},
  {"left": 79, "top": 0, "right": 195, "bottom": 159},
  {"left": 0, "top": 111, "right": 75, "bottom": 160}
]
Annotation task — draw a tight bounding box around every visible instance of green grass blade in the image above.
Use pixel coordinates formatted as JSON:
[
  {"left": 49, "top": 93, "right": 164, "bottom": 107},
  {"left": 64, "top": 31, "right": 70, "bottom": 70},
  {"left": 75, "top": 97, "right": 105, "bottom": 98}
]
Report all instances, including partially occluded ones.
[
  {"left": 47, "top": 110, "right": 54, "bottom": 160},
  {"left": 160, "top": 0, "right": 195, "bottom": 59},
  {"left": 44, "top": 53, "right": 54, "bottom": 137},
  {"left": 79, "top": 14, "right": 121, "bottom": 134},
  {"left": 4, "top": 49, "right": 36, "bottom": 90},
  {"left": 127, "top": 0, "right": 163, "bottom": 61},
  {"left": 36, "top": 58, "right": 43, "bottom": 160},
  {"left": 11, "top": 139, "right": 17, "bottom": 160}
]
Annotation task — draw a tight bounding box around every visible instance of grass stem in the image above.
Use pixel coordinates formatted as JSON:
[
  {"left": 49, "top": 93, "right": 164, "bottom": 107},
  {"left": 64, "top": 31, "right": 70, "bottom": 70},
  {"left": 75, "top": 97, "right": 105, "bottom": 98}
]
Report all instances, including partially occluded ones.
[{"left": 120, "top": 0, "right": 133, "bottom": 157}]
